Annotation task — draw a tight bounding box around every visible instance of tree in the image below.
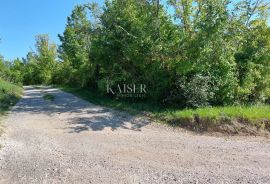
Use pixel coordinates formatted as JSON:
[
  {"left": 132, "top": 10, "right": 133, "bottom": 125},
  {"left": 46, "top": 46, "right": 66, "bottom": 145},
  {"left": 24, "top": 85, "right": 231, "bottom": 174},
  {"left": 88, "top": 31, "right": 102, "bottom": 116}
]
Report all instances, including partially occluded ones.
[
  {"left": 9, "top": 0, "right": 270, "bottom": 108},
  {"left": 9, "top": 58, "right": 24, "bottom": 84},
  {"left": 58, "top": 5, "right": 94, "bottom": 87},
  {"left": 92, "top": 0, "right": 179, "bottom": 100},
  {"left": 168, "top": 0, "right": 238, "bottom": 105},
  {"left": 22, "top": 35, "right": 57, "bottom": 85},
  {"left": 35, "top": 35, "right": 57, "bottom": 84},
  {"left": 233, "top": 0, "right": 270, "bottom": 103}
]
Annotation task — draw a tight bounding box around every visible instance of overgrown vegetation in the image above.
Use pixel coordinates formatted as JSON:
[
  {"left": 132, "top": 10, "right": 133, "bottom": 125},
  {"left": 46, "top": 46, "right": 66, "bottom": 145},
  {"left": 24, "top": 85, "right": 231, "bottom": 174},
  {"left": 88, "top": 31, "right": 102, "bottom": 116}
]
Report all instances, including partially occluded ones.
[
  {"left": 4, "top": 0, "right": 270, "bottom": 107},
  {"left": 1, "top": 0, "right": 270, "bottom": 134},
  {"left": 158, "top": 106, "right": 270, "bottom": 134},
  {"left": 0, "top": 79, "right": 22, "bottom": 114}
]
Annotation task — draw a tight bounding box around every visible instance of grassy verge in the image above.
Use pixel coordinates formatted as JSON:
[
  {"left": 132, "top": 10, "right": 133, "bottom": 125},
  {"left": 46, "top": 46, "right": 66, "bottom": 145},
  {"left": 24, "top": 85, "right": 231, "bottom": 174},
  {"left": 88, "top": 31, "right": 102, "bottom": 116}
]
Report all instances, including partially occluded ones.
[
  {"left": 59, "top": 86, "right": 270, "bottom": 135},
  {"left": 0, "top": 79, "right": 22, "bottom": 114},
  {"left": 0, "top": 79, "right": 23, "bottom": 135},
  {"left": 159, "top": 106, "right": 270, "bottom": 135}
]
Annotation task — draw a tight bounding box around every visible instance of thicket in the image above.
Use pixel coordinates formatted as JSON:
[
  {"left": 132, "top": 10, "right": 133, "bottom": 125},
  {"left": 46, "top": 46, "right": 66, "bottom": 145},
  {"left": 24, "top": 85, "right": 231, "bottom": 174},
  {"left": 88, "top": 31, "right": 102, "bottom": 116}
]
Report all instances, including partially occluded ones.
[{"left": 1, "top": 0, "right": 270, "bottom": 108}]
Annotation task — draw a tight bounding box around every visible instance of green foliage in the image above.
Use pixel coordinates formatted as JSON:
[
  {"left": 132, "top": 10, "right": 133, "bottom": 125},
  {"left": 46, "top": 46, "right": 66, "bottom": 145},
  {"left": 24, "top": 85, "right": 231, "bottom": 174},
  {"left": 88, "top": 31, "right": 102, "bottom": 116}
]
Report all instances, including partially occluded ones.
[
  {"left": 58, "top": 5, "right": 95, "bottom": 87},
  {"left": 235, "top": 22, "right": 270, "bottom": 103},
  {"left": 0, "top": 78, "right": 22, "bottom": 113},
  {"left": 168, "top": 105, "right": 270, "bottom": 121},
  {"left": 2, "top": 0, "right": 270, "bottom": 109},
  {"left": 0, "top": 56, "right": 23, "bottom": 84},
  {"left": 22, "top": 35, "right": 57, "bottom": 85},
  {"left": 94, "top": 0, "right": 177, "bottom": 100},
  {"left": 158, "top": 105, "right": 270, "bottom": 134},
  {"left": 54, "top": 0, "right": 270, "bottom": 108},
  {"left": 165, "top": 74, "right": 213, "bottom": 108}
]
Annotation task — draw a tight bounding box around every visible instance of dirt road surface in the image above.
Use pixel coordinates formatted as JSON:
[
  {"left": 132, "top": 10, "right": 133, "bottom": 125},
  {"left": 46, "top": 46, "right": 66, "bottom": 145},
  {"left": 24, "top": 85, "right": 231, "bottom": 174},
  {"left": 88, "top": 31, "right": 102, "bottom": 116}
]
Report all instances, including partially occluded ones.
[{"left": 0, "top": 86, "right": 269, "bottom": 184}]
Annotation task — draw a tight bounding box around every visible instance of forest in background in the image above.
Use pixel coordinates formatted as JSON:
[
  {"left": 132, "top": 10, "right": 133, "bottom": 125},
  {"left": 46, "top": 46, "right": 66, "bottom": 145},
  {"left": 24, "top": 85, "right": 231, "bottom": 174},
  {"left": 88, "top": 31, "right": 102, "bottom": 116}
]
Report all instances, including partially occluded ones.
[{"left": 1, "top": 0, "right": 270, "bottom": 109}]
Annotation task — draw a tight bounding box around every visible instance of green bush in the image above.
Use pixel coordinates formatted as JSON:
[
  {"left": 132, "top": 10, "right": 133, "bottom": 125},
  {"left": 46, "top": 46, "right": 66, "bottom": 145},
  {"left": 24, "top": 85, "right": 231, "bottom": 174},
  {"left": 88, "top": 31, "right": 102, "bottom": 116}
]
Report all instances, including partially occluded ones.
[
  {"left": 165, "top": 74, "right": 213, "bottom": 108},
  {"left": 3, "top": 0, "right": 270, "bottom": 109},
  {"left": 0, "top": 79, "right": 22, "bottom": 112}
]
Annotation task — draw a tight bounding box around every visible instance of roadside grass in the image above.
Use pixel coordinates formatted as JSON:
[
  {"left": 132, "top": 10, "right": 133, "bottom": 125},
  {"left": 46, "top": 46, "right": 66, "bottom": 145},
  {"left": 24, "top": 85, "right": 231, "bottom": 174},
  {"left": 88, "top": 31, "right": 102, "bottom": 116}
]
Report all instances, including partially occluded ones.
[
  {"left": 0, "top": 79, "right": 23, "bottom": 135},
  {"left": 0, "top": 79, "right": 22, "bottom": 114},
  {"left": 42, "top": 93, "right": 55, "bottom": 101},
  {"left": 159, "top": 106, "right": 270, "bottom": 133},
  {"left": 59, "top": 86, "right": 270, "bottom": 135},
  {"left": 161, "top": 106, "right": 270, "bottom": 121}
]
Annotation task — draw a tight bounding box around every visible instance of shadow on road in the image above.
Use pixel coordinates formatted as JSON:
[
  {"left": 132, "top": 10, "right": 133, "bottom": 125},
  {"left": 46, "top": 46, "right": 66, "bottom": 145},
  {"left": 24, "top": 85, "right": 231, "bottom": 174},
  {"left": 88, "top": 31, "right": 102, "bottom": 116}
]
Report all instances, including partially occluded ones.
[{"left": 13, "top": 86, "right": 149, "bottom": 132}]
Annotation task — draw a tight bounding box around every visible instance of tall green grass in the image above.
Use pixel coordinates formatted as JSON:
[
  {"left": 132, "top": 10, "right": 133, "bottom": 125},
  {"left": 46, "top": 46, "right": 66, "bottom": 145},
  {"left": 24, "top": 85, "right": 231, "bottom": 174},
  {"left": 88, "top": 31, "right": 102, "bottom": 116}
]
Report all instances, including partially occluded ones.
[
  {"left": 0, "top": 79, "right": 23, "bottom": 115},
  {"left": 157, "top": 105, "right": 270, "bottom": 134},
  {"left": 161, "top": 106, "right": 270, "bottom": 120}
]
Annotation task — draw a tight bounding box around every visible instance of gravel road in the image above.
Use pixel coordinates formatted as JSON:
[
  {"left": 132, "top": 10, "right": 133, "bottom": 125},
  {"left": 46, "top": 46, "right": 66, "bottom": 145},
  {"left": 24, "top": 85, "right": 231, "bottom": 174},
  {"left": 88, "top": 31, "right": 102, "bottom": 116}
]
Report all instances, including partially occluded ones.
[{"left": 0, "top": 86, "right": 269, "bottom": 184}]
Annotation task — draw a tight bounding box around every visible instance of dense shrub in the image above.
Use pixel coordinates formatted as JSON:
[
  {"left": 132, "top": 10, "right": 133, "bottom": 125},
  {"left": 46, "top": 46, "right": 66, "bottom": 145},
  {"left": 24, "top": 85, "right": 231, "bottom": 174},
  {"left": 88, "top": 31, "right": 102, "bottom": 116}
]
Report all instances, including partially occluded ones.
[
  {"left": 2, "top": 0, "right": 270, "bottom": 109},
  {"left": 0, "top": 78, "right": 22, "bottom": 111},
  {"left": 165, "top": 74, "right": 213, "bottom": 108}
]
